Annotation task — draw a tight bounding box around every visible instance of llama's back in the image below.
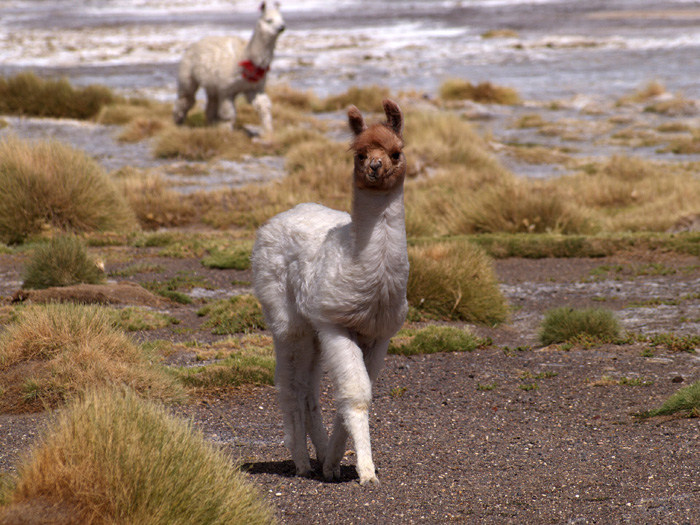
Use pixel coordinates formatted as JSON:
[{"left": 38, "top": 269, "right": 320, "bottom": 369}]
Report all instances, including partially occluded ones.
[
  {"left": 178, "top": 36, "right": 246, "bottom": 90},
  {"left": 252, "top": 203, "right": 350, "bottom": 338}
]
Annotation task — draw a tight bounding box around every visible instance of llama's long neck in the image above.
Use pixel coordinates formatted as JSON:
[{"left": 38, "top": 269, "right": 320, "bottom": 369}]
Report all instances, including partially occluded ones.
[
  {"left": 350, "top": 185, "right": 407, "bottom": 263},
  {"left": 244, "top": 26, "right": 278, "bottom": 69}
]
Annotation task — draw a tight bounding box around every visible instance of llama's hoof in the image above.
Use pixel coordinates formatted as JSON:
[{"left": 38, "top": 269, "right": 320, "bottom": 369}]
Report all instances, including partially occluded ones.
[
  {"left": 295, "top": 465, "right": 312, "bottom": 478},
  {"left": 322, "top": 463, "right": 341, "bottom": 481},
  {"left": 358, "top": 475, "right": 380, "bottom": 487}
]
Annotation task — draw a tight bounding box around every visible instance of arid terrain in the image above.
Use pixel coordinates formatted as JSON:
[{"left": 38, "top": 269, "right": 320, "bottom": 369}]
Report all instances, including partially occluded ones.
[{"left": 1, "top": 245, "right": 699, "bottom": 524}]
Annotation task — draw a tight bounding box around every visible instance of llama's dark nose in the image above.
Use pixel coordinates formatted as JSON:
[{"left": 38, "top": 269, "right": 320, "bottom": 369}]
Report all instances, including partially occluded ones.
[
  {"left": 279, "top": 24, "right": 286, "bottom": 33},
  {"left": 370, "top": 159, "right": 382, "bottom": 172}
]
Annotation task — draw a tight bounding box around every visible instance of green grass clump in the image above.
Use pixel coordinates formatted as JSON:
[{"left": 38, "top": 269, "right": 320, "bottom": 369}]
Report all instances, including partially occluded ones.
[
  {"left": 0, "top": 388, "right": 274, "bottom": 524},
  {"left": 439, "top": 79, "right": 520, "bottom": 105},
  {"left": 176, "top": 350, "right": 275, "bottom": 388},
  {"left": 539, "top": 307, "right": 621, "bottom": 345},
  {"left": 0, "top": 72, "right": 116, "bottom": 120},
  {"left": 108, "top": 307, "right": 179, "bottom": 332},
  {"left": 201, "top": 244, "right": 252, "bottom": 270},
  {"left": 389, "top": 326, "right": 487, "bottom": 355},
  {"left": 22, "top": 236, "right": 106, "bottom": 290},
  {"left": 197, "top": 295, "right": 265, "bottom": 335},
  {"left": 407, "top": 241, "right": 508, "bottom": 325},
  {"left": 0, "top": 137, "right": 138, "bottom": 244},
  {"left": 0, "top": 304, "right": 185, "bottom": 413},
  {"left": 636, "top": 380, "right": 700, "bottom": 418}
]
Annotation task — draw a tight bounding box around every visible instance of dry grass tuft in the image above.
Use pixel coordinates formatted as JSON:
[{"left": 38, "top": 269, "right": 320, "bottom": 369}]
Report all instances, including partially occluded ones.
[
  {"left": 0, "top": 72, "right": 117, "bottom": 120},
  {"left": 467, "top": 179, "right": 598, "bottom": 234},
  {"left": 617, "top": 80, "right": 666, "bottom": 105},
  {"left": 439, "top": 79, "right": 521, "bottom": 105},
  {"left": 407, "top": 240, "right": 508, "bottom": 324},
  {"left": 0, "top": 388, "right": 274, "bottom": 524},
  {"left": 0, "top": 303, "right": 184, "bottom": 413},
  {"left": 317, "top": 85, "right": 391, "bottom": 113},
  {"left": 153, "top": 127, "right": 263, "bottom": 161},
  {"left": 116, "top": 168, "right": 197, "bottom": 230},
  {"left": 0, "top": 137, "right": 138, "bottom": 244},
  {"left": 118, "top": 117, "right": 168, "bottom": 142}
]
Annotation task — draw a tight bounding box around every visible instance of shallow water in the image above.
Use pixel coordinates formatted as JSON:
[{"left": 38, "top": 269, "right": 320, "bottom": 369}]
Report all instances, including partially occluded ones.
[{"left": 2, "top": 0, "right": 700, "bottom": 103}]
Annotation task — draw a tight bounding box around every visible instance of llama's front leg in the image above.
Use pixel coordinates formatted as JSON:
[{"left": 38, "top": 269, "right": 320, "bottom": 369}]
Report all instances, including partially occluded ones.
[
  {"left": 217, "top": 96, "right": 237, "bottom": 129},
  {"left": 318, "top": 326, "right": 378, "bottom": 485},
  {"left": 249, "top": 91, "right": 273, "bottom": 136}
]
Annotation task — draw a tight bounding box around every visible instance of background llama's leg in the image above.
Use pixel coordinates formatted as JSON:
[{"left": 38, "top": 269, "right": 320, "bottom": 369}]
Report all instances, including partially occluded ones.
[
  {"left": 217, "top": 95, "right": 237, "bottom": 129},
  {"left": 204, "top": 89, "right": 220, "bottom": 125},
  {"left": 248, "top": 91, "right": 273, "bottom": 135},
  {"left": 306, "top": 338, "right": 328, "bottom": 466},
  {"left": 274, "top": 334, "right": 317, "bottom": 477},
  {"left": 318, "top": 326, "right": 378, "bottom": 485},
  {"left": 173, "top": 83, "right": 196, "bottom": 125}
]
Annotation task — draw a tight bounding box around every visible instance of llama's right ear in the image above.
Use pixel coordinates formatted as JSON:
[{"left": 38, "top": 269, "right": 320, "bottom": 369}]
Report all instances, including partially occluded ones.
[
  {"left": 348, "top": 105, "right": 367, "bottom": 136},
  {"left": 383, "top": 99, "right": 403, "bottom": 138},
  {"left": 260, "top": 2, "right": 266, "bottom": 12}
]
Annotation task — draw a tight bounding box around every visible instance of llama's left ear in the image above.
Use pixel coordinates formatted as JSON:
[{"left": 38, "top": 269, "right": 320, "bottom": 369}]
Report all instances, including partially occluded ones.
[
  {"left": 348, "top": 105, "right": 367, "bottom": 136},
  {"left": 383, "top": 99, "right": 403, "bottom": 138},
  {"left": 260, "top": 2, "right": 266, "bottom": 12}
]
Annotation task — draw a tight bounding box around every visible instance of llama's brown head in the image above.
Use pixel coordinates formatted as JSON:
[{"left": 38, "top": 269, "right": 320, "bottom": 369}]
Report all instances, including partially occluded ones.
[{"left": 348, "top": 99, "right": 406, "bottom": 192}]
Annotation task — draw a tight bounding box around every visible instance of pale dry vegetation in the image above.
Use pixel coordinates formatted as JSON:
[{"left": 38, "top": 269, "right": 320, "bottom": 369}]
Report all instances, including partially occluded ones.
[
  {"left": 0, "top": 137, "right": 138, "bottom": 244},
  {"left": 0, "top": 304, "right": 184, "bottom": 413},
  {"left": 0, "top": 388, "right": 274, "bottom": 524}
]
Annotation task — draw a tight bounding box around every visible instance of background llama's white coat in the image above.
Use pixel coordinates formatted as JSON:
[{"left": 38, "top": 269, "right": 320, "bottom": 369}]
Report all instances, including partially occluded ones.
[
  {"left": 252, "top": 100, "right": 409, "bottom": 485},
  {"left": 173, "top": 2, "right": 285, "bottom": 134}
]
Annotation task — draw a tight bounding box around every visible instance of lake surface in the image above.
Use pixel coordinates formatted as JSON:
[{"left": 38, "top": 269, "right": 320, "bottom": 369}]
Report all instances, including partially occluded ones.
[{"left": 2, "top": 0, "right": 700, "bottom": 103}]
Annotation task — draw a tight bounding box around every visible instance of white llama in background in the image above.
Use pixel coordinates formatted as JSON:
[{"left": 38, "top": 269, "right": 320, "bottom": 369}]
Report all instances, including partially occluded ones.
[
  {"left": 252, "top": 100, "right": 409, "bottom": 485},
  {"left": 173, "top": 2, "right": 285, "bottom": 135}
]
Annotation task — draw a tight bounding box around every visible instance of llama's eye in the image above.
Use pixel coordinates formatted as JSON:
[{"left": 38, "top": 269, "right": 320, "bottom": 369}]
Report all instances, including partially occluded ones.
[
  {"left": 357, "top": 154, "right": 367, "bottom": 161},
  {"left": 391, "top": 152, "right": 401, "bottom": 161}
]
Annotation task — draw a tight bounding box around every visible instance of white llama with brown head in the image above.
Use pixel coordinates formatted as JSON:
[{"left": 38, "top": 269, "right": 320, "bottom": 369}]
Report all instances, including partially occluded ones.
[
  {"left": 173, "top": 2, "right": 285, "bottom": 135},
  {"left": 251, "top": 100, "right": 409, "bottom": 485}
]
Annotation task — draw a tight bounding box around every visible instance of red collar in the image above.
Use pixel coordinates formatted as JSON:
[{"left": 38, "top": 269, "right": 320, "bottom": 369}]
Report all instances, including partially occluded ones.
[{"left": 239, "top": 60, "right": 269, "bottom": 82}]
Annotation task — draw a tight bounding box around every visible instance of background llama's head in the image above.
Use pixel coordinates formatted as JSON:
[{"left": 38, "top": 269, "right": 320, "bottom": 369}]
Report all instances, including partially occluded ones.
[
  {"left": 348, "top": 99, "right": 406, "bottom": 192},
  {"left": 257, "top": 2, "right": 286, "bottom": 39}
]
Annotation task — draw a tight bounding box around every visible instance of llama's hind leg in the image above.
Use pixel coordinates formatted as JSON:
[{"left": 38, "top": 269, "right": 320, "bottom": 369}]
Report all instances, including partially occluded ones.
[
  {"left": 173, "top": 83, "right": 196, "bottom": 125},
  {"left": 318, "top": 326, "right": 378, "bottom": 485},
  {"left": 274, "top": 334, "right": 317, "bottom": 477},
  {"left": 305, "top": 338, "right": 327, "bottom": 466}
]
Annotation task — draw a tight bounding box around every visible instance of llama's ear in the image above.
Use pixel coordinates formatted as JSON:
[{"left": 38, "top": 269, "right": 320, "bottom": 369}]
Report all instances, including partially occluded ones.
[
  {"left": 260, "top": 2, "right": 266, "bottom": 12},
  {"left": 348, "top": 105, "right": 367, "bottom": 136},
  {"left": 383, "top": 99, "right": 403, "bottom": 137}
]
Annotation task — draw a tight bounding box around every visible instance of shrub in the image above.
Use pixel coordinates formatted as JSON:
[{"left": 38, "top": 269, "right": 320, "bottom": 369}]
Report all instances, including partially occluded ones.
[
  {"left": 0, "top": 137, "right": 138, "bottom": 244},
  {"left": 197, "top": 294, "right": 266, "bottom": 335},
  {"left": 407, "top": 241, "right": 508, "bottom": 325},
  {"left": 153, "top": 127, "right": 261, "bottom": 161},
  {"left": 22, "top": 236, "right": 106, "bottom": 290},
  {"left": 175, "top": 338, "right": 275, "bottom": 388},
  {"left": 0, "top": 388, "right": 274, "bottom": 524},
  {"left": 467, "top": 180, "right": 597, "bottom": 234},
  {"left": 0, "top": 304, "right": 184, "bottom": 413},
  {"left": 539, "top": 307, "right": 621, "bottom": 345},
  {"left": 317, "top": 85, "right": 391, "bottom": 113},
  {"left": 116, "top": 169, "right": 197, "bottom": 230},
  {"left": 389, "top": 326, "right": 487, "bottom": 355},
  {"left": 0, "top": 72, "right": 116, "bottom": 120},
  {"left": 201, "top": 244, "right": 253, "bottom": 270},
  {"left": 636, "top": 380, "right": 700, "bottom": 418},
  {"left": 439, "top": 79, "right": 520, "bottom": 105}
]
